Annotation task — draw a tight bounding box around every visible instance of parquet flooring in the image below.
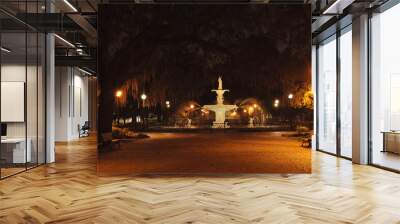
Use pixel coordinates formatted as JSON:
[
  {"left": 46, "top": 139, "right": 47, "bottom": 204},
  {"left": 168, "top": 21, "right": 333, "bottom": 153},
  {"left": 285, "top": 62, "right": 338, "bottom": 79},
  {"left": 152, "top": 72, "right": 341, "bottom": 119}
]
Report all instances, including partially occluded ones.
[{"left": 1, "top": 135, "right": 400, "bottom": 223}]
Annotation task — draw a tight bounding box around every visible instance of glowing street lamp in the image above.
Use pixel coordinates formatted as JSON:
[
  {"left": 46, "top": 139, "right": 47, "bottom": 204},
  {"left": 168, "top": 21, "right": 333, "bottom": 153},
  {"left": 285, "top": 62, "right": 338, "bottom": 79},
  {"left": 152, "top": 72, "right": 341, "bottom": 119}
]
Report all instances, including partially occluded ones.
[
  {"left": 249, "top": 106, "right": 254, "bottom": 113},
  {"left": 288, "top": 93, "right": 293, "bottom": 99},
  {"left": 115, "top": 90, "right": 123, "bottom": 98},
  {"left": 141, "top": 93, "right": 147, "bottom": 108},
  {"left": 274, "top": 99, "right": 279, "bottom": 104},
  {"left": 190, "top": 104, "right": 195, "bottom": 109}
]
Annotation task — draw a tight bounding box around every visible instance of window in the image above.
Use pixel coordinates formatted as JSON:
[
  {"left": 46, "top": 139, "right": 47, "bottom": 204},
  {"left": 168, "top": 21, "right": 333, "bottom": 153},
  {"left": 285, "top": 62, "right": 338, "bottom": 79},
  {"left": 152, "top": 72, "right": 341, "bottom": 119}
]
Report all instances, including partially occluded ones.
[
  {"left": 339, "top": 28, "right": 352, "bottom": 158},
  {"left": 0, "top": 2, "right": 46, "bottom": 179},
  {"left": 317, "top": 36, "right": 337, "bottom": 154},
  {"left": 370, "top": 3, "right": 400, "bottom": 171}
]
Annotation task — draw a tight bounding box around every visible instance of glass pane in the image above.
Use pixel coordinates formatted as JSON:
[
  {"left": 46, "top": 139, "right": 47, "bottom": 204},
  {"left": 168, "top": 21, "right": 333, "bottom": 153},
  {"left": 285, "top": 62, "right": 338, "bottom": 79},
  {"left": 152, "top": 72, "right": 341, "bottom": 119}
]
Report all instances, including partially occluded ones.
[
  {"left": 1, "top": 31, "right": 27, "bottom": 177},
  {"left": 27, "top": 31, "right": 38, "bottom": 169},
  {"left": 38, "top": 33, "right": 46, "bottom": 165},
  {"left": 371, "top": 4, "right": 400, "bottom": 171},
  {"left": 317, "top": 37, "right": 337, "bottom": 154},
  {"left": 340, "top": 29, "right": 352, "bottom": 158}
]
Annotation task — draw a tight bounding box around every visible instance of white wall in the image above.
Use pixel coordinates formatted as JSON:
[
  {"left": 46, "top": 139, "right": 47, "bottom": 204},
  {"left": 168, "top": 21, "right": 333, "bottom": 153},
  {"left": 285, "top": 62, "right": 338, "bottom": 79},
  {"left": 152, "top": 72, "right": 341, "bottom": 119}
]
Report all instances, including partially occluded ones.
[
  {"left": 55, "top": 67, "right": 89, "bottom": 141},
  {"left": 1, "top": 65, "right": 27, "bottom": 139},
  {"left": 1, "top": 64, "right": 42, "bottom": 137},
  {"left": 1, "top": 63, "right": 46, "bottom": 164}
]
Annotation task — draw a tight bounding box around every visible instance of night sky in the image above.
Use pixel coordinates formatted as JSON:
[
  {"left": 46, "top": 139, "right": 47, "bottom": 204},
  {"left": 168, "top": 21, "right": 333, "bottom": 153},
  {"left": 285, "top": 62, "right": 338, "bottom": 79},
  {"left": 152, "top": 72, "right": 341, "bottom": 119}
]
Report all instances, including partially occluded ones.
[{"left": 98, "top": 4, "right": 311, "bottom": 108}]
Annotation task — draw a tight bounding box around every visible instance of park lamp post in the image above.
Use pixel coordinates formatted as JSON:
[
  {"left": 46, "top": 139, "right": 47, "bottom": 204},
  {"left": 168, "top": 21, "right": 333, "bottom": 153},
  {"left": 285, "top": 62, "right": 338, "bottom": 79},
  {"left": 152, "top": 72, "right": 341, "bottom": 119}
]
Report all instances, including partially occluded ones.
[
  {"left": 288, "top": 93, "right": 293, "bottom": 107},
  {"left": 274, "top": 99, "right": 279, "bottom": 108},
  {"left": 165, "top": 101, "right": 171, "bottom": 125},
  {"left": 140, "top": 93, "right": 147, "bottom": 129},
  {"left": 188, "top": 104, "right": 195, "bottom": 119},
  {"left": 141, "top": 93, "right": 147, "bottom": 107},
  {"left": 115, "top": 90, "right": 123, "bottom": 125},
  {"left": 287, "top": 93, "right": 294, "bottom": 128},
  {"left": 248, "top": 106, "right": 254, "bottom": 115},
  {"left": 116, "top": 90, "right": 123, "bottom": 98}
]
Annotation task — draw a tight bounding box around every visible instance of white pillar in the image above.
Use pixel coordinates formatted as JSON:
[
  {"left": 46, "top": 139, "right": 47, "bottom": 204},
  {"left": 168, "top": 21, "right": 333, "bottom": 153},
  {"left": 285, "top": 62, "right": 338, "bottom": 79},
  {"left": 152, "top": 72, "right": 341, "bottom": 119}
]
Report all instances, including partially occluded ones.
[
  {"left": 352, "top": 14, "right": 369, "bottom": 164},
  {"left": 46, "top": 33, "right": 55, "bottom": 163},
  {"left": 54, "top": 67, "right": 73, "bottom": 141},
  {"left": 312, "top": 45, "right": 317, "bottom": 150},
  {"left": 46, "top": 0, "right": 55, "bottom": 163}
]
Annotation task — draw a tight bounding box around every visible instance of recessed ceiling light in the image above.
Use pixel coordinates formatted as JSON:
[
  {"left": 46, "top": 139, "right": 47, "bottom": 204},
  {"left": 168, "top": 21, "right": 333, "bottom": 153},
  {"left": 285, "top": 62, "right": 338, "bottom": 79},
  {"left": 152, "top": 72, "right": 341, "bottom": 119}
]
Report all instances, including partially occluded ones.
[
  {"left": 63, "top": 0, "right": 78, "bottom": 12},
  {"left": 54, "top": 34, "right": 75, "bottom": 48},
  {"left": 78, "top": 67, "right": 93, "bottom": 76},
  {"left": 322, "top": 0, "right": 354, "bottom": 15},
  {"left": 1, "top": 47, "right": 11, "bottom": 53}
]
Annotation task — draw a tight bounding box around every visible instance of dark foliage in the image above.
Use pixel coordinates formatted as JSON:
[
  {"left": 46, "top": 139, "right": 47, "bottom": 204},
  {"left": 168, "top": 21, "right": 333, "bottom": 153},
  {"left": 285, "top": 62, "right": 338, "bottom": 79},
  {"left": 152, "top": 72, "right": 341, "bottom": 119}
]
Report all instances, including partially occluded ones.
[{"left": 99, "top": 4, "right": 311, "bottom": 111}]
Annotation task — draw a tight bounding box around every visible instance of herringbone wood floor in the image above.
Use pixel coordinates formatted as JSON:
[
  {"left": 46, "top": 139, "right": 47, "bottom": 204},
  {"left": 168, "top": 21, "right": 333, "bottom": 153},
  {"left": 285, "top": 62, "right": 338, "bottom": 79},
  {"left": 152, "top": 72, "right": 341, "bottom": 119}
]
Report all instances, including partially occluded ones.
[{"left": 1, "top": 135, "right": 400, "bottom": 224}]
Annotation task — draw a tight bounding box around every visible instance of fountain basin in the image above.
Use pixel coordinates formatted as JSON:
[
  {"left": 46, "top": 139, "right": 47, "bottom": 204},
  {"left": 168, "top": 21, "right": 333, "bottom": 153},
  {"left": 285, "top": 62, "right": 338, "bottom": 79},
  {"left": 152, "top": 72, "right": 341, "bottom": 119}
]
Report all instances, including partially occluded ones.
[{"left": 203, "top": 104, "right": 237, "bottom": 128}]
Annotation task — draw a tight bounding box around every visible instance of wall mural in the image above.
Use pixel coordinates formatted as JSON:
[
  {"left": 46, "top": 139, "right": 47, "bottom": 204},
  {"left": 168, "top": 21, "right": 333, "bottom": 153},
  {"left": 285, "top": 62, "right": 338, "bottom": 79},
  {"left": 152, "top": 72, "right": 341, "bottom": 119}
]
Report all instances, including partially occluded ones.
[{"left": 98, "top": 4, "right": 312, "bottom": 174}]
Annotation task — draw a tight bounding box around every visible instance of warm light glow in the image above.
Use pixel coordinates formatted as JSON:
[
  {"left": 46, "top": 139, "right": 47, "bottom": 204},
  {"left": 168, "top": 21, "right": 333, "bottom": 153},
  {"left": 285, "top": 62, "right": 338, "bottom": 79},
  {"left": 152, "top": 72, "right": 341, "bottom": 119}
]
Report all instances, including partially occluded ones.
[
  {"left": 253, "top": 104, "right": 258, "bottom": 108},
  {"left": 249, "top": 106, "right": 254, "bottom": 112},
  {"left": 288, "top": 94, "right": 293, "bottom": 99},
  {"left": 141, "top": 93, "right": 147, "bottom": 100},
  {"left": 166, "top": 101, "right": 170, "bottom": 105},
  {"left": 274, "top": 99, "right": 279, "bottom": 104},
  {"left": 190, "top": 104, "right": 195, "bottom": 109},
  {"left": 231, "top": 111, "right": 237, "bottom": 116},
  {"left": 166, "top": 104, "right": 170, "bottom": 108},
  {"left": 115, "top": 90, "right": 123, "bottom": 98},
  {"left": 243, "top": 109, "right": 247, "bottom": 113},
  {"left": 274, "top": 103, "right": 279, "bottom": 108}
]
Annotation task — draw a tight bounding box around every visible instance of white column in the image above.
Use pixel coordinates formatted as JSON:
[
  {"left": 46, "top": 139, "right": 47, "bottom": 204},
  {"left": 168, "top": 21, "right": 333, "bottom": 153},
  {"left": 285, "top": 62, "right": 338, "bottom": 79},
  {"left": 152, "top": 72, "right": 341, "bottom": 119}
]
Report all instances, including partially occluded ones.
[
  {"left": 312, "top": 45, "right": 317, "bottom": 150},
  {"left": 46, "top": 33, "right": 55, "bottom": 163},
  {"left": 352, "top": 14, "right": 369, "bottom": 164},
  {"left": 45, "top": 0, "right": 55, "bottom": 163},
  {"left": 54, "top": 67, "right": 73, "bottom": 141}
]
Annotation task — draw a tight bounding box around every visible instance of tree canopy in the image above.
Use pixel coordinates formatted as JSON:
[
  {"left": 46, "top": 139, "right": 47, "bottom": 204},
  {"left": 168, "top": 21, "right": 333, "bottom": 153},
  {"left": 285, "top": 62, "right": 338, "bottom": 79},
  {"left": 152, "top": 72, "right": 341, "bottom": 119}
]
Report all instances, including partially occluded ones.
[{"left": 99, "top": 4, "right": 311, "bottom": 110}]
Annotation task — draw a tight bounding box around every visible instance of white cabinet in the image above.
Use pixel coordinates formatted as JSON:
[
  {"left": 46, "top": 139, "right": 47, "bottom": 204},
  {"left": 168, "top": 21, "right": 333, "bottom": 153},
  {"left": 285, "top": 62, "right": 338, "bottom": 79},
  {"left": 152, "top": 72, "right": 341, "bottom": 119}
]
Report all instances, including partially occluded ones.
[{"left": 1, "top": 138, "right": 32, "bottom": 163}]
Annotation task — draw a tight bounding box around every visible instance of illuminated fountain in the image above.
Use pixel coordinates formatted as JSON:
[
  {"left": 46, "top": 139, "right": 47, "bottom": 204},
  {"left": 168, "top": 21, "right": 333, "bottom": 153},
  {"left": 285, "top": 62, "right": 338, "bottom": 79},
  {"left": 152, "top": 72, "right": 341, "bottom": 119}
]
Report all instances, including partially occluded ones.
[{"left": 203, "top": 77, "right": 238, "bottom": 128}]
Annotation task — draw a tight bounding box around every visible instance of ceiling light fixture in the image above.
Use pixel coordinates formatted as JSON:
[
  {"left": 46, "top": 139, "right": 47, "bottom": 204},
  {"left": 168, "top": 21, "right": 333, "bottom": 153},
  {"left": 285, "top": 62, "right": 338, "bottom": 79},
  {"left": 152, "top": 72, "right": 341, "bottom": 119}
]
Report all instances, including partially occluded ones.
[
  {"left": 54, "top": 34, "right": 75, "bottom": 48},
  {"left": 78, "top": 67, "right": 93, "bottom": 76},
  {"left": 63, "top": 0, "right": 78, "bottom": 12},
  {"left": 1, "top": 47, "right": 11, "bottom": 53},
  {"left": 322, "top": 0, "right": 354, "bottom": 15}
]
